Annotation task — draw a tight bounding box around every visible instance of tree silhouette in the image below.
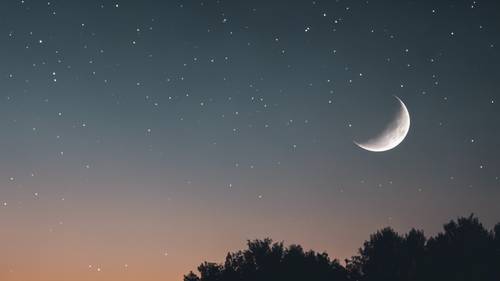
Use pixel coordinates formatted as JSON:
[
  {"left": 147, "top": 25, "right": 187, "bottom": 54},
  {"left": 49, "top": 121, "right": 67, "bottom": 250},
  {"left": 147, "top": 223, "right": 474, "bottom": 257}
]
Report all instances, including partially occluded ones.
[
  {"left": 402, "top": 229, "right": 426, "bottom": 281},
  {"left": 494, "top": 223, "right": 500, "bottom": 280},
  {"left": 185, "top": 215, "right": 499, "bottom": 281},
  {"left": 184, "top": 271, "right": 200, "bottom": 281},
  {"left": 425, "top": 215, "right": 495, "bottom": 281},
  {"left": 184, "top": 238, "right": 348, "bottom": 281},
  {"left": 346, "top": 227, "right": 426, "bottom": 281}
]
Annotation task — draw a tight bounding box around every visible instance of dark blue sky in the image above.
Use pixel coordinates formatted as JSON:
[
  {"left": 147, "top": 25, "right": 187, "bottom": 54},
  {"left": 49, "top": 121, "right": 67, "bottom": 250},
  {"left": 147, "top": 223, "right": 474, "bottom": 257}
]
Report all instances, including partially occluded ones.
[{"left": 0, "top": 1, "right": 499, "bottom": 280}]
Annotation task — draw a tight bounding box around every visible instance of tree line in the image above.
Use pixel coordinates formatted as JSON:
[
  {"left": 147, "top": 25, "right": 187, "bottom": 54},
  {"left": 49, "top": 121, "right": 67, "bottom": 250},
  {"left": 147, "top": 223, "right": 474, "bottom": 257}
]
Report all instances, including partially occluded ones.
[{"left": 184, "top": 215, "right": 500, "bottom": 281}]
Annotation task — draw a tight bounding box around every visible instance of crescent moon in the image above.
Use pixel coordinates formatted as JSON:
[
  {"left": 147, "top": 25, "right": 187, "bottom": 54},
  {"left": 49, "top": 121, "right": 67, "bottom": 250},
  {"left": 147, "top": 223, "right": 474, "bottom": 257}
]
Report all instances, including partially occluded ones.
[{"left": 354, "top": 96, "right": 410, "bottom": 152}]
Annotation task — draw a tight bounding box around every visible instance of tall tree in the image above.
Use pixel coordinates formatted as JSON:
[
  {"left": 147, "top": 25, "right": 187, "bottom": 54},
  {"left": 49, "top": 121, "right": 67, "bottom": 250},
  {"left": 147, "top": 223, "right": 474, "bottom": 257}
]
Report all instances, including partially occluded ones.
[
  {"left": 347, "top": 227, "right": 406, "bottom": 281},
  {"left": 425, "top": 215, "right": 494, "bottom": 281}
]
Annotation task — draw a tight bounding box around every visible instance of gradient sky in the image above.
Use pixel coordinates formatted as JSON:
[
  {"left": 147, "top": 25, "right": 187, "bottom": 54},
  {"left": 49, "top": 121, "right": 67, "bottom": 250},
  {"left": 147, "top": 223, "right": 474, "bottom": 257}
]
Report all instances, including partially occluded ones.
[{"left": 1, "top": 0, "right": 500, "bottom": 280}]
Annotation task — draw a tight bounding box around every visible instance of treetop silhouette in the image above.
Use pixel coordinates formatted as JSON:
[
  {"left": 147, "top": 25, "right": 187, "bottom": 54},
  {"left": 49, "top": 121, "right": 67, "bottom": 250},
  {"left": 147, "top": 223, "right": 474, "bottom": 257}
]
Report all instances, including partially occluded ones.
[{"left": 185, "top": 215, "right": 500, "bottom": 281}]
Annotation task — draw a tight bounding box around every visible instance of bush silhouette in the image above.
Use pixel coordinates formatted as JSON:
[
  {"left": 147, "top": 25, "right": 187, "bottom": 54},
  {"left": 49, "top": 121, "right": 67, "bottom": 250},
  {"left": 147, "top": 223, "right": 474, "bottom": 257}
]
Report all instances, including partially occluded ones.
[{"left": 185, "top": 215, "right": 499, "bottom": 281}]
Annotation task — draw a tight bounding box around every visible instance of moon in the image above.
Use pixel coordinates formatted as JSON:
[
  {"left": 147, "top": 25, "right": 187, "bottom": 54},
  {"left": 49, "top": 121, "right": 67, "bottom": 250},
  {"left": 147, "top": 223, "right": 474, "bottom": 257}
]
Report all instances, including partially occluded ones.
[{"left": 354, "top": 96, "right": 410, "bottom": 152}]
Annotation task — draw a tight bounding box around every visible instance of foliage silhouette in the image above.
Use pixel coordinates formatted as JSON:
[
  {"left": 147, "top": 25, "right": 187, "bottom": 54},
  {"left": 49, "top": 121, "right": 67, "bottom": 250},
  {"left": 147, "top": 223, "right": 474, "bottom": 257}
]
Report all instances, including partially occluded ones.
[{"left": 185, "top": 215, "right": 499, "bottom": 281}]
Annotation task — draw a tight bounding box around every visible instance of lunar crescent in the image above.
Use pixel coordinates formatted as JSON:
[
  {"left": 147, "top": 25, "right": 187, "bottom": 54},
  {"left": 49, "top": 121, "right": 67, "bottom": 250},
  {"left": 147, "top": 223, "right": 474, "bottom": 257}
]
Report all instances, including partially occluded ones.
[{"left": 354, "top": 96, "right": 410, "bottom": 152}]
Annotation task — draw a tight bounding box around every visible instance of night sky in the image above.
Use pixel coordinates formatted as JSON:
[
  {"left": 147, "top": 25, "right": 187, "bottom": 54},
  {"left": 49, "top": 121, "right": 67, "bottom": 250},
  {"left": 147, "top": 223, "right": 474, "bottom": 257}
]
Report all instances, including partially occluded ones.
[{"left": 1, "top": 0, "right": 500, "bottom": 280}]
